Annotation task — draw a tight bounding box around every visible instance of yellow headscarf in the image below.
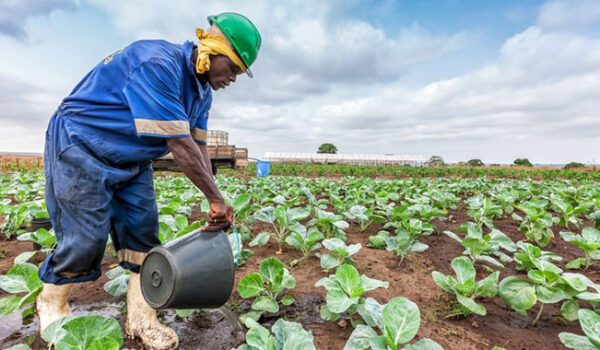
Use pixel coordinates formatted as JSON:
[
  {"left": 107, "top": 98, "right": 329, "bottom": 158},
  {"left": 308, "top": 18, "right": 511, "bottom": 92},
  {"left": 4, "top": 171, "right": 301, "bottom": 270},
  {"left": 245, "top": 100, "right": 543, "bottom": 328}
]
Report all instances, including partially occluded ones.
[{"left": 195, "top": 27, "right": 247, "bottom": 75}]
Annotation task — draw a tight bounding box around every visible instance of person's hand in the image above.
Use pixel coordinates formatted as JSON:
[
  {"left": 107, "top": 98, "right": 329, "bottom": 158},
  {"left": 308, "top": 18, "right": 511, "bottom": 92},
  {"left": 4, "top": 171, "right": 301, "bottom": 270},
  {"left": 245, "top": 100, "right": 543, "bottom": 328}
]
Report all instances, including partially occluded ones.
[{"left": 204, "top": 201, "right": 234, "bottom": 231}]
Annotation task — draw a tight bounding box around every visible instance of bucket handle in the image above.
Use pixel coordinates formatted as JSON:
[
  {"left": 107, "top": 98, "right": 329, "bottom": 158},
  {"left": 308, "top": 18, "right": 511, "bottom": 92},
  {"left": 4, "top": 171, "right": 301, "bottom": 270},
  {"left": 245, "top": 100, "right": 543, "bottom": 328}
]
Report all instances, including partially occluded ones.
[{"left": 232, "top": 223, "right": 241, "bottom": 268}]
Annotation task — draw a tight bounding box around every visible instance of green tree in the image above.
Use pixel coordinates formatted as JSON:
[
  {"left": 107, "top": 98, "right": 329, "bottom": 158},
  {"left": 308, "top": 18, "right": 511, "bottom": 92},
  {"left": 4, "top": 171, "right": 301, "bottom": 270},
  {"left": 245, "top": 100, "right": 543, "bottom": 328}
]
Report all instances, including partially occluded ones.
[
  {"left": 564, "top": 162, "right": 585, "bottom": 169},
  {"left": 467, "top": 159, "right": 485, "bottom": 167},
  {"left": 426, "top": 155, "right": 445, "bottom": 167},
  {"left": 317, "top": 143, "right": 338, "bottom": 154},
  {"left": 513, "top": 158, "right": 533, "bottom": 167}
]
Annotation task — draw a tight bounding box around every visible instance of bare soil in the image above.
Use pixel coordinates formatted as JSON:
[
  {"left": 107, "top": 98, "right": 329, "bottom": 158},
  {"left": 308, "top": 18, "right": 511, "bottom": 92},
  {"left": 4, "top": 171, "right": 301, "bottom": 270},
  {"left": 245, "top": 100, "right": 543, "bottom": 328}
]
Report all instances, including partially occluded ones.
[{"left": 1, "top": 205, "right": 597, "bottom": 349}]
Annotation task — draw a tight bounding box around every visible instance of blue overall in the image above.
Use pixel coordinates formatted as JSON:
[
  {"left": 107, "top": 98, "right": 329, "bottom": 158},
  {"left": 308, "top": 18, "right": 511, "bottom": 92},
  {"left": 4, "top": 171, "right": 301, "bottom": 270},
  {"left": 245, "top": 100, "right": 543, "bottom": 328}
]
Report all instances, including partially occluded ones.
[{"left": 40, "top": 40, "right": 212, "bottom": 285}]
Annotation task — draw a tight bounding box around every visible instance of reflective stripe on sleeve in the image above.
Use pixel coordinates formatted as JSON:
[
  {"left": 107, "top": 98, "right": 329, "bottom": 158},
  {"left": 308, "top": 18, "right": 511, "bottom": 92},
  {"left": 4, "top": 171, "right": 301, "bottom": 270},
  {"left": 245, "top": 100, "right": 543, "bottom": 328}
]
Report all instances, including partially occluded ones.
[
  {"left": 192, "top": 128, "right": 207, "bottom": 142},
  {"left": 134, "top": 119, "right": 190, "bottom": 136},
  {"left": 117, "top": 249, "right": 147, "bottom": 265}
]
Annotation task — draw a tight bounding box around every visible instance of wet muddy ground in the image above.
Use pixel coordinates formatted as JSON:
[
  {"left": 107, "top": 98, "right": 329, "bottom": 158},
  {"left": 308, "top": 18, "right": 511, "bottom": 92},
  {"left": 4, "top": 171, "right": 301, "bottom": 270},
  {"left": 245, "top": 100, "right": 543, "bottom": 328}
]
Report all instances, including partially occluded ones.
[{"left": 1, "top": 205, "right": 598, "bottom": 349}]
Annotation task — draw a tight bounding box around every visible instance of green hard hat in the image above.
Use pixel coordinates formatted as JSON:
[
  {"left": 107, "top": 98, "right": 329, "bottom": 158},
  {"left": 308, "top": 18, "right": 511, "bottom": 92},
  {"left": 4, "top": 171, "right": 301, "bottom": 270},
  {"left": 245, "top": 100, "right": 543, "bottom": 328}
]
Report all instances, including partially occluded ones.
[{"left": 208, "top": 12, "right": 261, "bottom": 78}]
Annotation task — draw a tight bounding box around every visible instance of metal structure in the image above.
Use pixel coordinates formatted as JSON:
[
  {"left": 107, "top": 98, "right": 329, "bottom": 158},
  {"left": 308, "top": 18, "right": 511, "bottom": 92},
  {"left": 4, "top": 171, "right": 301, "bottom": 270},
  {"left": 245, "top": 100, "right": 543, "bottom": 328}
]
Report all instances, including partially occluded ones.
[
  {"left": 206, "top": 130, "right": 229, "bottom": 146},
  {"left": 153, "top": 130, "right": 248, "bottom": 173},
  {"left": 263, "top": 152, "right": 425, "bottom": 166}
]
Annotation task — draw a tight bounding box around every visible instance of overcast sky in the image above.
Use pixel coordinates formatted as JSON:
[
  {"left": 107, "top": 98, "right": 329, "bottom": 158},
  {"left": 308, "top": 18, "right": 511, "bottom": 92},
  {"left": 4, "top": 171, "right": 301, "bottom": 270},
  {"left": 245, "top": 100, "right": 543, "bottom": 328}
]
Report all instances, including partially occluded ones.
[{"left": 1, "top": 0, "right": 599, "bottom": 164}]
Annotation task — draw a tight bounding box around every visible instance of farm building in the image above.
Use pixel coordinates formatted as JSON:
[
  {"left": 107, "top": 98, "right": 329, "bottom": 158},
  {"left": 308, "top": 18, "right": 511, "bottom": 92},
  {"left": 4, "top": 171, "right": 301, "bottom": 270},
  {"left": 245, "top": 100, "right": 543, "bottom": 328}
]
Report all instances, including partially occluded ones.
[{"left": 263, "top": 152, "right": 425, "bottom": 166}]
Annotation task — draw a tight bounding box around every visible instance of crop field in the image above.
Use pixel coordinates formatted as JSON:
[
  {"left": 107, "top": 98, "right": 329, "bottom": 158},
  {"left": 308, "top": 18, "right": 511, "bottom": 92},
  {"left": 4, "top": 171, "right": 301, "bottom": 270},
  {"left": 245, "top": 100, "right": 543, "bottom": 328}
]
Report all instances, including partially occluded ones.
[
  {"left": 232, "top": 163, "right": 600, "bottom": 181},
  {"left": 0, "top": 155, "right": 43, "bottom": 173},
  {"left": 1, "top": 170, "right": 600, "bottom": 349}
]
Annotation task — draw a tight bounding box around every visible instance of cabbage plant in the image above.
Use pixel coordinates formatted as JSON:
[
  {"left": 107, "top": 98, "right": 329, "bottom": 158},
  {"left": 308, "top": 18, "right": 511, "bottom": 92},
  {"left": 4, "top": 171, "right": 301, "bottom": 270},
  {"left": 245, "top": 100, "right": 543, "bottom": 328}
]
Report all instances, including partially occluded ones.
[
  {"left": 513, "top": 241, "right": 562, "bottom": 271},
  {"left": 384, "top": 232, "right": 429, "bottom": 263},
  {"left": 444, "top": 222, "right": 516, "bottom": 268},
  {"left": 368, "top": 231, "right": 390, "bottom": 249},
  {"left": 466, "top": 194, "right": 503, "bottom": 229},
  {"left": 103, "top": 266, "right": 130, "bottom": 297},
  {"left": 344, "top": 205, "right": 381, "bottom": 232},
  {"left": 560, "top": 227, "right": 600, "bottom": 269},
  {"left": 0, "top": 200, "right": 47, "bottom": 238},
  {"left": 344, "top": 297, "right": 443, "bottom": 350},
  {"left": 432, "top": 257, "right": 499, "bottom": 316},
  {"left": 383, "top": 219, "right": 433, "bottom": 262},
  {"left": 307, "top": 209, "right": 349, "bottom": 240},
  {"left": 315, "top": 264, "right": 388, "bottom": 324},
  {"left": 559, "top": 309, "right": 600, "bottom": 350},
  {"left": 285, "top": 227, "right": 324, "bottom": 266},
  {"left": 551, "top": 195, "right": 593, "bottom": 230},
  {"left": 17, "top": 228, "right": 56, "bottom": 251},
  {"left": 233, "top": 318, "right": 316, "bottom": 350},
  {"left": 512, "top": 199, "right": 554, "bottom": 247},
  {"left": 318, "top": 238, "right": 362, "bottom": 270},
  {"left": 158, "top": 214, "right": 202, "bottom": 243},
  {"left": 499, "top": 261, "right": 590, "bottom": 325},
  {"left": 42, "top": 315, "right": 124, "bottom": 350},
  {"left": 237, "top": 257, "right": 296, "bottom": 322},
  {"left": 0, "top": 262, "right": 43, "bottom": 319},
  {"left": 254, "top": 206, "right": 311, "bottom": 253}
]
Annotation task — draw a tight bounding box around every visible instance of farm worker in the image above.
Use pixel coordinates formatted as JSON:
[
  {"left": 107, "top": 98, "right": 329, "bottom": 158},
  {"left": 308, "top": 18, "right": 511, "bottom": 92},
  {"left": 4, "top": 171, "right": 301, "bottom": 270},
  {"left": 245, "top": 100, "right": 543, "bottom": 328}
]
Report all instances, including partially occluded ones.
[{"left": 36, "top": 12, "right": 261, "bottom": 350}]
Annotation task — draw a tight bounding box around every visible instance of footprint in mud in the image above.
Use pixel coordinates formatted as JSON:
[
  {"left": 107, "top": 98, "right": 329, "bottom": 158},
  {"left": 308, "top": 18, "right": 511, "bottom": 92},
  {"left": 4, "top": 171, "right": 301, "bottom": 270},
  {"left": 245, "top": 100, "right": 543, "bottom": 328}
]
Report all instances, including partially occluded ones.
[{"left": 165, "top": 308, "right": 246, "bottom": 349}]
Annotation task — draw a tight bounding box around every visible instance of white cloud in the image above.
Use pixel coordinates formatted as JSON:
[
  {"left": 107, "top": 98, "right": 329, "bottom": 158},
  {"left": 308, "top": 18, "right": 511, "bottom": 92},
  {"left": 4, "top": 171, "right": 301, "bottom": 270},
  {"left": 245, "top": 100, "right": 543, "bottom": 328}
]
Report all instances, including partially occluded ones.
[
  {"left": 0, "top": 73, "right": 56, "bottom": 152},
  {"left": 0, "top": 0, "right": 78, "bottom": 39},
  {"left": 90, "top": 0, "right": 468, "bottom": 102},
  {"left": 0, "top": 73, "right": 59, "bottom": 124},
  {"left": 537, "top": 0, "right": 600, "bottom": 30},
  {"left": 312, "top": 26, "right": 600, "bottom": 163}
]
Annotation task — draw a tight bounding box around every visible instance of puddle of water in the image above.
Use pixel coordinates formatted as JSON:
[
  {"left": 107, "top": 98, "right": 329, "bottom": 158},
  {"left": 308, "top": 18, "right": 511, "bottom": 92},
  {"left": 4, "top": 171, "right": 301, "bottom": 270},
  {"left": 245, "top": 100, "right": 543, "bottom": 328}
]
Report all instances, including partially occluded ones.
[
  {"left": 0, "top": 301, "right": 124, "bottom": 349},
  {"left": 0, "top": 312, "right": 24, "bottom": 340}
]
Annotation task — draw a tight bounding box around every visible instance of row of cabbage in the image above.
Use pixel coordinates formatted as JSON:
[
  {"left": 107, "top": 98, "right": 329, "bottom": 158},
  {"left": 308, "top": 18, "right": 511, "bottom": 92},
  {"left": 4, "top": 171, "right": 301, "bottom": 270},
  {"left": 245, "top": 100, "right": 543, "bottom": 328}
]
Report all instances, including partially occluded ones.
[{"left": 236, "top": 163, "right": 600, "bottom": 181}]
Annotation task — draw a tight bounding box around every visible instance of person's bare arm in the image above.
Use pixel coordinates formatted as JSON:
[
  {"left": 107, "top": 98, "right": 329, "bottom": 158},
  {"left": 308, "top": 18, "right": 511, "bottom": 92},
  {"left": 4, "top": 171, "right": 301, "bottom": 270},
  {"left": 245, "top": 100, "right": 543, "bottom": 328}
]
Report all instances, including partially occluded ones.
[
  {"left": 196, "top": 143, "right": 214, "bottom": 177},
  {"left": 167, "top": 137, "right": 232, "bottom": 229},
  {"left": 167, "top": 137, "right": 221, "bottom": 202}
]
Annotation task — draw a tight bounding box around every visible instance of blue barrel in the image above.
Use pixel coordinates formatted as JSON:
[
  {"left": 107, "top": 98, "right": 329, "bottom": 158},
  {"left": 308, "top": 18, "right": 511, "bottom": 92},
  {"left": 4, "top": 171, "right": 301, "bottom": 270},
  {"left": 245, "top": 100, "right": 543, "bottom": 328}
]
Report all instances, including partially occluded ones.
[{"left": 256, "top": 161, "right": 271, "bottom": 177}]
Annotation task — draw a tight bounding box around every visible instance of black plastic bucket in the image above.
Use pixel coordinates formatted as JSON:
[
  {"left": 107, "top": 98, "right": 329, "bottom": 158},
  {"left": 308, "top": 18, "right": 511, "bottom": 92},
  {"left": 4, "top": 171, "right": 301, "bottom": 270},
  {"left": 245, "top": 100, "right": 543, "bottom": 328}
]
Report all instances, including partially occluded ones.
[
  {"left": 140, "top": 229, "right": 235, "bottom": 310},
  {"left": 30, "top": 217, "right": 52, "bottom": 231},
  {"left": 30, "top": 218, "right": 52, "bottom": 250}
]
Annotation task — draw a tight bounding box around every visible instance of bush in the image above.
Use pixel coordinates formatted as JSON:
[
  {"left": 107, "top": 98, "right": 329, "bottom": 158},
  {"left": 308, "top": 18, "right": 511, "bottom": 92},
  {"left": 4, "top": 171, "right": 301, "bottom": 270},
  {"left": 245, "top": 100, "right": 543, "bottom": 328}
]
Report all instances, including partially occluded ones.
[
  {"left": 467, "top": 159, "right": 485, "bottom": 167},
  {"left": 564, "top": 162, "right": 585, "bottom": 169},
  {"left": 513, "top": 158, "right": 533, "bottom": 167}
]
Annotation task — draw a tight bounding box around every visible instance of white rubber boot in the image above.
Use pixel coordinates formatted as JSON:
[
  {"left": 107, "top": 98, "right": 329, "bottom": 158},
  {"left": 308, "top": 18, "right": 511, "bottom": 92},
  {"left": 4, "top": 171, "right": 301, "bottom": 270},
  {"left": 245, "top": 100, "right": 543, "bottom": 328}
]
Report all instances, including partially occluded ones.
[
  {"left": 36, "top": 283, "right": 74, "bottom": 333},
  {"left": 126, "top": 272, "right": 179, "bottom": 350}
]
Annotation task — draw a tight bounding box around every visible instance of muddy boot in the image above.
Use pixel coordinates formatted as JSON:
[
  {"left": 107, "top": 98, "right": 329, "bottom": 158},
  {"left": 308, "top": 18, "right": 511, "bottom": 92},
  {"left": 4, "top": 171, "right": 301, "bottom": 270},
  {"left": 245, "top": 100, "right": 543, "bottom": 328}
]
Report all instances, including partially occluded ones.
[
  {"left": 36, "top": 283, "right": 74, "bottom": 333},
  {"left": 126, "top": 272, "right": 179, "bottom": 350}
]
